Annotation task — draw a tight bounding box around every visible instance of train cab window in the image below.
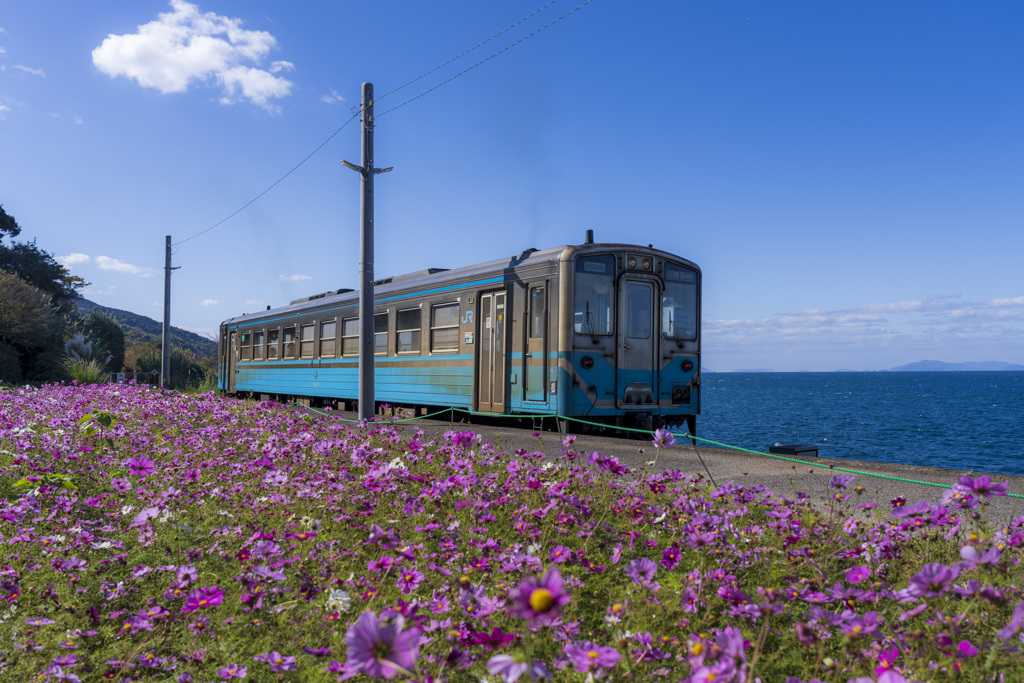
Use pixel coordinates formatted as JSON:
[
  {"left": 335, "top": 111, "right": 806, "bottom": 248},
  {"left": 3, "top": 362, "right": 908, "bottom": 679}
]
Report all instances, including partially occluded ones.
[
  {"left": 267, "top": 329, "right": 280, "bottom": 360},
  {"left": 662, "top": 262, "right": 698, "bottom": 342},
  {"left": 240, "top": 332, "right": 252, "bottom": 361},
  {"left": 283, "top": 326, "right": 297, "bottom": 359},
  {"left": 574, "top": 254, "right": 615, "bottom": 336},
  {"left": 397, "top": 308, "right": 421, "bottom": 354},
  {"left": 320, "top": 321, "right": 337, "bottom": 358},
  {"left": 430, "top": 303, "right": 460, "bottom": 353},
  {"left": 299, "top": 324, "right": 315, "bottom": 358},
  {"left": 374, "top": 313, "right": 388, "bottom": 355},
  {"left": 252, "top": 331, "right": 265, "bottom": 360},
  {"left": 342, "top": 317, "right": 359, "bottom": 356}
]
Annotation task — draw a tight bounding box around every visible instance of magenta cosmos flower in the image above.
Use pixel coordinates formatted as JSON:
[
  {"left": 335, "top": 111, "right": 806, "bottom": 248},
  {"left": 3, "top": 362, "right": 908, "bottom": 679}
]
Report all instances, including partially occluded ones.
[
  {"left": 344, "top": 610, "right": 419, "bottom": 679},
  {"left": 125, "top": 455, "right": 157, "bottom": 477},
  {"left": 182, "top": 585, "right": 225, "bottom": 612},
  {"left": 507, "top": 566, "right": 571, "bottom": 626},
  {"left": 563, "top": 640, "right": 621, "bottom": 673}
]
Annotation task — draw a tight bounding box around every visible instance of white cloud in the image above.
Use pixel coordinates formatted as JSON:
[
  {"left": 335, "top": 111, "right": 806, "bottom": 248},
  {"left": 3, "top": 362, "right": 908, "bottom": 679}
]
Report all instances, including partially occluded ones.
[
  {"left": 279, "top": 274, "right": 311, "bottom": 282},
  {"left": 96, "top": 255, "right": 157, "bottom": 277},
  {"left": 14, "top": 65, "right": 45, "bottom": 78},
  {"left": 200, "top": 298, "right": 220, "bottom": 306},
  {"left": 321, "top": 88, "right": 344, "bottom": 105},
  {"left": 57, "top": 253, "right": 91, "bottom": 267},
  {"left": 91, "top": 0, "right": 294, "bottom": 112},
  {"left": 243, "top": 299, "right": 264, "bottom": 306}
]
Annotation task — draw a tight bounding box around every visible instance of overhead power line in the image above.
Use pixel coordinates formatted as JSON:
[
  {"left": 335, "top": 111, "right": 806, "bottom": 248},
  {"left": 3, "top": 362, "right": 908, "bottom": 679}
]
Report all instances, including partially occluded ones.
[{"left": 175, "top": 0, "right": 594, "bottom": 246}]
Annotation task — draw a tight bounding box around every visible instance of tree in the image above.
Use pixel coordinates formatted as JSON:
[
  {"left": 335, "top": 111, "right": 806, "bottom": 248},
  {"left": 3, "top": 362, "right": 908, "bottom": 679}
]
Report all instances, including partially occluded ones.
[
  {"left": 0, "top": 269, "right": 64, "bottom": 382},
  {"left": 79, "top": 310, "right": 126, "bottom": 372},
  {"left": 0, "top": 239, "right": 88, "bottom": 314},
  {"left": 0, "top": 205, "right": 21, "bottom": 241}
]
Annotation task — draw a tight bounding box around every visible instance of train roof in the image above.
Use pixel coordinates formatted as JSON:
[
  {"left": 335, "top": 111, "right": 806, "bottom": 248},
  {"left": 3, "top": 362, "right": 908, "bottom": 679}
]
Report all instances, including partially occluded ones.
[{"left": 220, "top": 242, "right": 698, "bottom": 327}]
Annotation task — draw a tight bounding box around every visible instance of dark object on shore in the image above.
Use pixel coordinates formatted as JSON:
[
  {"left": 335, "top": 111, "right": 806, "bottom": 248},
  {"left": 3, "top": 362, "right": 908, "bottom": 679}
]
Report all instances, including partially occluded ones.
[{"left": 770, "top": 444, "right": 818, "bottom": 458}]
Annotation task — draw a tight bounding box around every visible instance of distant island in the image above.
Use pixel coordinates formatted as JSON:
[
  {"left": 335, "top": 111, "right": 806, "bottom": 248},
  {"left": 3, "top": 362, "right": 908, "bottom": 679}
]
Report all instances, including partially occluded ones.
[{"left": 888, "top": 360, "right": 1024, "bottom": 372}]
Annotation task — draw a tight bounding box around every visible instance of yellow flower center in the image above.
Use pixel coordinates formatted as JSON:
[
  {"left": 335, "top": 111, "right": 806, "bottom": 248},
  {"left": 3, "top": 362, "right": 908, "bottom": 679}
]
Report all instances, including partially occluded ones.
[{"left": 529, "top": 588, "right": 555, "bottom": 612}]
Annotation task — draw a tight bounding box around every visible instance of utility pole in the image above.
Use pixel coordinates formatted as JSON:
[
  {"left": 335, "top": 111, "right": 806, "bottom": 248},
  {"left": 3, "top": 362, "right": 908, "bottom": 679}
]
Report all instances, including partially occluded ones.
[
  {"left": 342, "top": 82, "right": 392, "bottom": 421},
  {"left": 161, "top": 236, "right": 172, "bottom": 388}
]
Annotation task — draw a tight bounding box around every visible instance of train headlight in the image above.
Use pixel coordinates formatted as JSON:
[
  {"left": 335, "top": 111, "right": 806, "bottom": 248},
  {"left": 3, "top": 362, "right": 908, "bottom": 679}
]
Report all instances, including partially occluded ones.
[
  {"left": 682, "top": 359, "right": 694, "bottom": 372},
  {"left": 627, "top": 256, "right": 638, "bottom": 269},
  {"left": 641, "top": 258, "right": 652, "bottom": 271},
  {"left": 581, "top": 356, "right": 595, "bottom": 370}
]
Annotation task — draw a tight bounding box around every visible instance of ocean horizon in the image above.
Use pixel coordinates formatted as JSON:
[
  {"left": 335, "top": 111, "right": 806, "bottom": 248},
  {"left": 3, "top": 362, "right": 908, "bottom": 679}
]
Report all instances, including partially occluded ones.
[{"left": 696, "top": 371, "right": 1024, "bottom": 478}]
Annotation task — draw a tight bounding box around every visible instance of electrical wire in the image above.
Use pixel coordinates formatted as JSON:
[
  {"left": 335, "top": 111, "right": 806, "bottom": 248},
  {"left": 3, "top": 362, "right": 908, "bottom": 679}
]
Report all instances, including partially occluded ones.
[
  {"left": 174, "top": 112, "right": 360, "bottom": 246},
  {"left": 174, "top": 0, "right": 594, "bottom": 246},
  {"left": 377, "top": 0, "right": 594, "bottom": 118}
]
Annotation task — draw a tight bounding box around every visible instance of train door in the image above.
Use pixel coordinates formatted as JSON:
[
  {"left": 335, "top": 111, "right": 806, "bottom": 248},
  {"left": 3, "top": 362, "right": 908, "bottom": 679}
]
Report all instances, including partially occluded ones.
[
  {"left": 228, "top": 330, "right": 237, "bottom": 393},
  {"left": 524, "top": 282, "right": 548, "bottom": 402},
  {"left": 476, "top": 290, "right": 506, "bottom": 413},
  {"left": 616, "top": 279, "right": 658, "bottom": 406}
]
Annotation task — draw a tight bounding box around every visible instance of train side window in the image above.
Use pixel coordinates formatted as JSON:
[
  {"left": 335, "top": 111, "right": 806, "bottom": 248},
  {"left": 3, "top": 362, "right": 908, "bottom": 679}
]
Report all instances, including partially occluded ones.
[
  {"left": 267, "top": 329, "right": 279, "bottom": 360},
  {"left": 397, "top": 308, "right": 421, "bottom": 354},
  {"left": 299, "top": 323, "right": 315, "bottom": 358},
  {"left": 252, "top": 331, "right": 265, "bottom": 360},
  {"left": 341, "top": 318, "right": 359, "bottom": 356},
  {"left": 320, "top": 320, "right": 337, "bottom": 358},
  {"left": 662, "top": 262, "right": 699, "bottom": 342},
  {"left": 283, "top": 326, "right": 297, "bottom": 359},
  {"left": 574, "top": 254, "right": 615, "bottom": 336},
  {"left": 529, "top": 286, "right": 546, "bottom": 339},
  {"left": 240, "top": 331, "right": 252, "bottom": 361},
  {"left": 374, "top": 313, "right": 388, "bottom": 355},
  {"left": 430, "top": 303, "right": 460, "bottom": 353}
]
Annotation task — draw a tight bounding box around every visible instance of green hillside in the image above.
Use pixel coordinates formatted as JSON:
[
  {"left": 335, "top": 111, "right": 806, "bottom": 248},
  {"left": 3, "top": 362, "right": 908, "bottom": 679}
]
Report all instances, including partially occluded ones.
[{"left": 75, "top": 299, "right": 217, "bottom": 360}]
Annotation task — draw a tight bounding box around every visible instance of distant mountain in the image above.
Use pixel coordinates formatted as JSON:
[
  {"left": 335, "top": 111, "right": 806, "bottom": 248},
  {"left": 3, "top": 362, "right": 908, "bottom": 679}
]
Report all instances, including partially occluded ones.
[
  {"left": 76, "top": 299, "right": 217, "bottom": 360},
  {"left": 889, "top": 360, "right": 1024, "bottom": 372},
  {"left": 731, "top": 368, "right": 776, "bottom": 373}
]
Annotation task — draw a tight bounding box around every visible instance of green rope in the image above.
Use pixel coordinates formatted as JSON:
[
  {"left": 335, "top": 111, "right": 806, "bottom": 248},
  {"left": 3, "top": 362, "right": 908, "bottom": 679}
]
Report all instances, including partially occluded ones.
[{"left": 285, "top": 401, "right": 1023, "bottom": 499}]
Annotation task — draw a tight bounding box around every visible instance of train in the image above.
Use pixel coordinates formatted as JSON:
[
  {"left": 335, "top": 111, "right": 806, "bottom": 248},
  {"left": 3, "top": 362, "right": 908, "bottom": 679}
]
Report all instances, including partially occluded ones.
[{"left": 218, "top": 233, "right": 701, "bottom": 434}]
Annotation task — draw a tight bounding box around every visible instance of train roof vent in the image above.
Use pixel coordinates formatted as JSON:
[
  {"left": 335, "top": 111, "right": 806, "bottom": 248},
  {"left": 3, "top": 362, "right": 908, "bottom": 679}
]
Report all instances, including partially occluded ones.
[
  {"left": 288, "top": 288, "right": 355, "bottom": 305},
  {"left": 390, "top": 268, "right": 449, "bottom": 284},
  {"left": 373, "top": 276, "right": 394, "bottom": 286}
]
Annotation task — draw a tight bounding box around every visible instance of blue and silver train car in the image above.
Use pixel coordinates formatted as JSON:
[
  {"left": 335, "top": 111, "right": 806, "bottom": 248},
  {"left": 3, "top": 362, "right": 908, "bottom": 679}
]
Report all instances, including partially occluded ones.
[{"left": 218, "top": 236, "right": 701, "bottom": 433}]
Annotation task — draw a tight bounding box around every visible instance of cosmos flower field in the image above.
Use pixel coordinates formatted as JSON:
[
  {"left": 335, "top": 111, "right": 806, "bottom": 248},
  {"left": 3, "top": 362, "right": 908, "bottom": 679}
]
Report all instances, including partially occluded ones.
[{"left": 1, "top": 383, "right": 1023, "bottom": 682}]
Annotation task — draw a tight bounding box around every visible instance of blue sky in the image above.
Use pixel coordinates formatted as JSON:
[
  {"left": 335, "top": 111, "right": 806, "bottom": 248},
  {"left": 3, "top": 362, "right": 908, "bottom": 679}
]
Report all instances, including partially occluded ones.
[{"left": 2, "top": 1, "right": 1022, "bottom": 371}]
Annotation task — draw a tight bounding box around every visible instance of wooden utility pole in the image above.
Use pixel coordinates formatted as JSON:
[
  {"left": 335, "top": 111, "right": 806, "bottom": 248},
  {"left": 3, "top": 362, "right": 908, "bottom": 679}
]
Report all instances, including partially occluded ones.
[{"left": 342, "top": 83, "right": 392, "bottom": 421}]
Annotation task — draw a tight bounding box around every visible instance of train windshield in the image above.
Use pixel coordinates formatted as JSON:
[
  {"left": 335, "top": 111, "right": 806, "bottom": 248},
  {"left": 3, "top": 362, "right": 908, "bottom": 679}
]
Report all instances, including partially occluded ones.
[
  {"left": 574, "top": 254, "right": 615, "bottom": 336},
  {"left": 662, "top": 262, "right": 698, "bottom": 341}
]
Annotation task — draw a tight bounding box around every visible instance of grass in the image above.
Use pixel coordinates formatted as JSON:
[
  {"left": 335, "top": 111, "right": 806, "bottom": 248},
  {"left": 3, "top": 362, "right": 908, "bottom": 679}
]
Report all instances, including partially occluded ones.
[{"left": 0, "top": 382, "right": 1022, "bottom": 682}]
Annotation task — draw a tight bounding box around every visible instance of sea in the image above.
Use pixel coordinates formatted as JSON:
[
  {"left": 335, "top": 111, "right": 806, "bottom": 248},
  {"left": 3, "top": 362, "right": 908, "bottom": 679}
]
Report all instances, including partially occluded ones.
[{"left": 697, "top": 372, "right": 1024, "bottom": 478}]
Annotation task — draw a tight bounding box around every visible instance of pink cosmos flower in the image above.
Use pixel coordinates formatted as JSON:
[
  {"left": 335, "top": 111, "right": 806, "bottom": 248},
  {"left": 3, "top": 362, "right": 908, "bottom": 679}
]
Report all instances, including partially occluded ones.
[
  {"left": 396, "top": 567, "right": 424, "bottom": 594},
  {"left": 125, "top": 455, "right": 156, "bottom": 477},
  {"left": 344, "top": 610, "right": 419, "bottom": 679},
  {"left": 507, "top": 567, "right": 571, "bottom": 626},
  {"left": 651, "top": 428, "right": 676, "bottom": 448}
]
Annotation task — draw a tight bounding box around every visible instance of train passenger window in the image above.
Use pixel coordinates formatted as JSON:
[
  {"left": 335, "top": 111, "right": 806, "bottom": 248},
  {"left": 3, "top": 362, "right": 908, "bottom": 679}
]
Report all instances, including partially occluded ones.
[
  {"left": 430, "top": 303, "right": 460, "bottom": 353},
  {"left": 662, "top": 262, "right": 698, "bottom": 342},
  {"left": 299, "top": 324, "right": 315, "bottom": 358},
  {"left": 240, "top": 331, "right": 252, "bottom": 361},
  {"left": 342, "top": 318, "right": 359, "bottom": 356},
  {"left": 374, "top": 313, "right": 388, "bottom": 355},
  {"left": 267, "top": 329, "right": 279, "bottom": 360},
  {"left": 574, "top": 254, "right": 615, "bottom": 336},
  {"left": 529, "top": 286, "right": 546, "bottom": 339},
  {"left": 252, "top": 331, "right": 265, "bottom": 360},
  {"left": 320, "top": 321, "right": 337, "bottom": 358},
  {"left": 283, "top": 326, "right": 297, "bottom": 359},
  {"left": 397, "top": 308, "right": 421, "bottom": 354}
]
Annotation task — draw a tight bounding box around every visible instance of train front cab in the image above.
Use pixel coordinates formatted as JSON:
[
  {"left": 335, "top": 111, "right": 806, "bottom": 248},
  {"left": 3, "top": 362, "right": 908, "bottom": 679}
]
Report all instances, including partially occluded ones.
[{"left": 563, "top": 246, "right": 700, "bottom": 434}]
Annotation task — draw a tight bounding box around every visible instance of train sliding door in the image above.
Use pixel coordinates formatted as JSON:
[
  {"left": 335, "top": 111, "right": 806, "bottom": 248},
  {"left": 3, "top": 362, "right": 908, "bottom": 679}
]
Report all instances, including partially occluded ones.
[
  {"left": 476, "top": 290, "right": 506, "bottom": 413},
  {"left": 227, "top": 330, "right": 237, "bottom": 393},
  {"left": 523, "top": 282, "right": 548, "bottom": 402}
]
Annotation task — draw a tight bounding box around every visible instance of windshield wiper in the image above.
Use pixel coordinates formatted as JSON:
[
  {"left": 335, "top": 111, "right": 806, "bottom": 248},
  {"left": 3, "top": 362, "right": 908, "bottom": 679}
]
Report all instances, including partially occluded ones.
[
  {"left": 667, "top": 309, "right": 683, "bottom": 349},
  {"left": 584, "top": 302, "right": 599, "bottom": 344}
]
